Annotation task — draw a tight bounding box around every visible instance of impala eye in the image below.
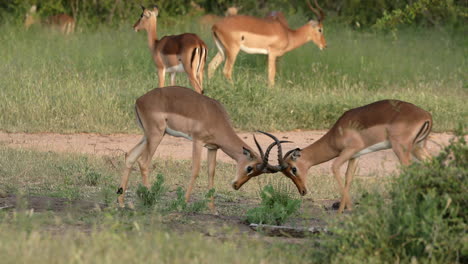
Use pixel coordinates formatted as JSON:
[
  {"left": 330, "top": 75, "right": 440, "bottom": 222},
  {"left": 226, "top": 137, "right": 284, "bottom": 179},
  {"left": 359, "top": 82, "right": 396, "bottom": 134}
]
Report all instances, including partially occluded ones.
[
  {"left": 318, "top": 28, "right": 322, "bottom": 33},
  {"left": 292, "top": 167, "right": 297, "bottom": 175},
  {"left": 246, "top": 166, "right": 253, "bottom": 174}
]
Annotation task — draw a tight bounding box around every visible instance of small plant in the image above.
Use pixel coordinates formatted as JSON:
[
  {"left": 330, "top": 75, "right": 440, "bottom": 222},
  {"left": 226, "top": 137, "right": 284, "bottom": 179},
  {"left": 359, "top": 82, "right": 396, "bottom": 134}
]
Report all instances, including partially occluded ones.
[
  {"left": 136, "top": 174, "right": 167, "bottom": 208},
  {"left": 167, "top": 187, "right": 215, "bottom": 213},
  {"left": 246, "top": 184, "right": 301, "bottom": 225},
  {"left": 84, "top": 170, "right": 100, "bottom": 186}
]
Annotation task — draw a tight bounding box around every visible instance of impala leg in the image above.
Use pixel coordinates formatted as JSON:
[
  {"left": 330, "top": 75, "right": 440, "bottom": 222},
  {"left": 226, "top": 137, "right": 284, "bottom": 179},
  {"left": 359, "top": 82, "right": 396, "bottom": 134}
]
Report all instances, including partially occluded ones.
[
  {"left": 181, "top": 54, "right": 203, "bottom": 94},
  {"left": 137, "top": 132, "right": 164, "bottom": 189},
  {"left": 331, "top": 150, "right": 358, "bottom": 213},
  {"left": 267, "top": 54, "right": 277, "bottom": 86},
  {"left": 343, "top": 158, "right": 359, "bottom": 210},
  {"left": 207, "top": 149, "right": 218, "bottom": 214},
  {"left": 208, "top": 52, "right": 224, "bottom": 79},
  {"left": 391, "top": 140, "right": 412, "bottom": 166},
  {"left": 118, "top": 137, "right": 147, "bottom": 207},
  {"left": 170, "top": 73, "right": 176, "bottom": 86},
  {"left": 157, "top": 68, "right": 166, "bottom": 87},
  {"left": 185, "top": 140, "right": 203, "bottom": 203},
  {"left": 223, "top": 48, "right": 240, "bottom": 82}
]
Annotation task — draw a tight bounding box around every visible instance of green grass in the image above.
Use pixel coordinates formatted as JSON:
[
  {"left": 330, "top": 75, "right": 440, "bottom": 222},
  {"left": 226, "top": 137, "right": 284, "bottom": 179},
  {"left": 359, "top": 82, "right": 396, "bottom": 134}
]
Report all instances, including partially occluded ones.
[
  {"left": 0, "top": 16, "right": 466, "bottom": 133},
  {"left": 0, "top": 145, "right": 346, "bottom": 263}
]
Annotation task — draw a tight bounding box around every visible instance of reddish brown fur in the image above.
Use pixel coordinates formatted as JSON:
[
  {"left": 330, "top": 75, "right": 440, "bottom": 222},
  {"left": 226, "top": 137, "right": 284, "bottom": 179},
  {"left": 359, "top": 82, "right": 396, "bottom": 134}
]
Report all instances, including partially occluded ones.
[
  {"left": 24, "top": 6, "right": 75, "bottom": 35},
  {"left": 118, "top": 86, "right": 278, "bottom": 212},
  {"left": 208, "top": 1, "right": 326, "bottom": 86},
  {"left": 278, "top": 100, "right": 433, "bottom": 213},
  {"left": 134, "top": 6, "right": 207, "bottom": 94}
]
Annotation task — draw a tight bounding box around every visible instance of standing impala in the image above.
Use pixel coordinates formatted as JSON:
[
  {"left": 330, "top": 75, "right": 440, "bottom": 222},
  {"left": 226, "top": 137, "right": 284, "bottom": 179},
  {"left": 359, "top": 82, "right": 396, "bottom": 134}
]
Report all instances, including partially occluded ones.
[
  {"left": 208, "top": 0, "right": 326, "bottom": 86},
  {"left": 134, "top": 5, "right": 207, "bottom": 94},
  {"left": 117, "top": 86, "right": 281, "bottom": 211},
  {"left": 266, "top": 100, "right": 433, "bottom": 213},
  {"left": 24, "top": 5, "right": 75, "bottom": 35}
]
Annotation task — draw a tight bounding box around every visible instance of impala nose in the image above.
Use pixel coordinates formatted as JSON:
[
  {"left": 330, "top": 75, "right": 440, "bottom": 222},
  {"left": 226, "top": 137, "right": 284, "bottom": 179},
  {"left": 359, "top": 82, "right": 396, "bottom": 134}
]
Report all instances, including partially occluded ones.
[
  {"left": 300, "top": 189, "right": 307, "bottom": 196},
  {"left": 232, "top": 181, "right": 240, "bottom": 190}
]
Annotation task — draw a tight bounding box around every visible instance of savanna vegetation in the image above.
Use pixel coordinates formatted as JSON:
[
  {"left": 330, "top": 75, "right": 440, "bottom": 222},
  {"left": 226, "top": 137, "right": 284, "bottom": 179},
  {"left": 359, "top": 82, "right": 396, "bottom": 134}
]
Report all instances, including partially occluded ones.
[
  {"left": 0, "top": 0, "right": 466, "bottom": 133},
  {"left": 0, "top": 0, "right": 466, "bottom": 263}
]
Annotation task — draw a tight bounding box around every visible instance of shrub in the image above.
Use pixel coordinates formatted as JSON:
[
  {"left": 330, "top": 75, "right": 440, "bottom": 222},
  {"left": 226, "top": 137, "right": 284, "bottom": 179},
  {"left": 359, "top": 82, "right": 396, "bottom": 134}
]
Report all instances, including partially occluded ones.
[
  {"left": 166, "top": 187, "right": 215, "bottom": 213},
  {"left": 136, "top": 173, "right": 214, "bottom": 213},
  {"left": 136, "top": 173, "right": 167, "bottom": 208},
  {"left": 315, "top": 128, "right": 467, "bottom": 263},
  {"left": 246, "top": 184, "right": 301, "bottom": 225}
]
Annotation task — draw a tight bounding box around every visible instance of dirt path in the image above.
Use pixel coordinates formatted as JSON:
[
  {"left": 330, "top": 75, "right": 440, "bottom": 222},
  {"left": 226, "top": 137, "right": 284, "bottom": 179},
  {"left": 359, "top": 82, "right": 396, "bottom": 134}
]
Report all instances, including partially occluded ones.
[{"left": 0, "top": 131, "right": 455, "bottom": 177}]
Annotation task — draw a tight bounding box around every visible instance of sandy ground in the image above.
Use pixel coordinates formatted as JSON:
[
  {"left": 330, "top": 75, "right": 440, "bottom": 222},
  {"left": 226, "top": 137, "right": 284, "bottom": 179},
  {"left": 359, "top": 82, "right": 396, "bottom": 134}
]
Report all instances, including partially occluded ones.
[{"left": 0, "top": 130, "right": 455, "bottom": 177}]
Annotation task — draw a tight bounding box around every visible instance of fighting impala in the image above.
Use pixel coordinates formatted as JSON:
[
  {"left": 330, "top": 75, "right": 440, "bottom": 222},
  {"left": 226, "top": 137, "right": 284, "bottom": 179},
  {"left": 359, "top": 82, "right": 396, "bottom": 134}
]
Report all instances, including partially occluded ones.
[
  {"left": 208, "top": 0, "right": 326, "bottom": 86},
  {"left": 24, "top": 5, "right": 75, "bottom": 35},
  {"left": 134, "top": 5, "right": 207, "bottom": 94},
  {"left": 117, "top": 86, "right": 284, "bottom": 212},
  {"left": 265, "top": 100, "right": 433, "bottom": 213}
]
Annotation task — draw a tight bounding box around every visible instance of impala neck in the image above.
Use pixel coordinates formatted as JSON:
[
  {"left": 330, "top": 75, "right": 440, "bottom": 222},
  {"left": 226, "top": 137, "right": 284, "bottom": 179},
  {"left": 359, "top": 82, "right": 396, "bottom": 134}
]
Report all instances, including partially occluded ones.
[
  {"left": 217, "top": 129, "right": 254, "bottom": 162},
  {"left": 145, "top": 17, "right": 159, "bottom": 51},
  {"left": 285, "top": 24, "right": 311, "bottom": 53},
  {"left": 301, "top": 134, "right": 339, "bottom": 169}
]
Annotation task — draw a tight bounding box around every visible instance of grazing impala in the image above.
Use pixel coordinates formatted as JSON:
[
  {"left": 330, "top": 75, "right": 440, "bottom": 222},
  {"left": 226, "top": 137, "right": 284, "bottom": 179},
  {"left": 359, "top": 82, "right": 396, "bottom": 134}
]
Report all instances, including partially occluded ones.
[
  {"left": 208, "top": 0, "right": 326, "bottom": 86},
  {"left": 117, "top": 86, "right": 282, "bottom": 211},
  {"left": 265, "top": 100, "right": 433, "bottom": 213},
  {"left": 24, "top": 5, "right": 75, "bottom": 35},
  {"left": 134, "top": 5, "right": 207, "bottom": 94}
]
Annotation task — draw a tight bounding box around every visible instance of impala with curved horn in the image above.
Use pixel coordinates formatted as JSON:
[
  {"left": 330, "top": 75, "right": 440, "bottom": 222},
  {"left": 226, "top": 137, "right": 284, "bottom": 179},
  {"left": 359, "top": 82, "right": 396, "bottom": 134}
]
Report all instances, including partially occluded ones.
[
  {"left": 208, "top": 0, "right": 326, "bottom": 86},
  {"left": 266, "top": 100, "right": 433, "bottom": 213},
  {"left": 117, "top": 86, "right": 281, "bottom": 212},
  {"left": 134, "top": 5, "right": 207, "bottom": 94}
]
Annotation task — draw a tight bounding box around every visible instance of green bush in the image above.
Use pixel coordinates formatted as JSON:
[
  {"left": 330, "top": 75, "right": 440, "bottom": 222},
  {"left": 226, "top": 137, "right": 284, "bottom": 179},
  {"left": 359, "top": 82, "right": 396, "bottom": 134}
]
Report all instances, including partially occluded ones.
[
  {"left": 315, "top": 129, "right": 467, "bottom": 263},
  {"left": 166, "top": 187, "right": 215, "bottom": 213},
  {"left": 136, "top": 173, "right": 215, "bottom": 213},
  {"left": 136, "top": 173, "right": 167, "bottom": 208},
  {"left": 246, "top": 184, "right": 301, "bottom": 225}
]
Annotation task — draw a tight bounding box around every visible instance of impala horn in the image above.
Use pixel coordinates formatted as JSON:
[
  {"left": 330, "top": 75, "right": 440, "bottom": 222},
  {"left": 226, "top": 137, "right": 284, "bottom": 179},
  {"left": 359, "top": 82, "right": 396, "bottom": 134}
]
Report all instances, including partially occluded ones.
[
  {"left": 253, "top": 134, "right": 290, "bottom": 173},
  {"left": 306, "top": 0, "right": 325, "bottom": 22},
  {"left": 257, "top": 131, "right": 291, "bottom": 172}
]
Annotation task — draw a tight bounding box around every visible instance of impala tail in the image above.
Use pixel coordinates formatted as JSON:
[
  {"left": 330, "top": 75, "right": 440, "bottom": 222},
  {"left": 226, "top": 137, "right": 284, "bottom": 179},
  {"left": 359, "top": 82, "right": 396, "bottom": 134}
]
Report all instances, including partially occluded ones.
[
  {"left": 189, "top": 44, "right": 207, "bottom": 93},
  {"left": 190, "top": 45, "right": 207, "bottom": 76},
  {"left": 414, "top": 120, "right": 432, "bottom": 144}
]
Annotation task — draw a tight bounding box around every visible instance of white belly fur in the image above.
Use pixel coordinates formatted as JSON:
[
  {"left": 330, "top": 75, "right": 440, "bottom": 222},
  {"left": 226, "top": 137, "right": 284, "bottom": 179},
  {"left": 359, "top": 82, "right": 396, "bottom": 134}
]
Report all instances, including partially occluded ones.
[
  {"left": 351, "top": 141, "right": 392, "bottom": 158},
  {"left": 165, "top": 127, "right": 192, "bottom": 141},
  {"left": 240, "top": 45, "right": 268, "bottom": 55},
  {"left": 166, "top": 64, "right": 185, "bottom": 73}
]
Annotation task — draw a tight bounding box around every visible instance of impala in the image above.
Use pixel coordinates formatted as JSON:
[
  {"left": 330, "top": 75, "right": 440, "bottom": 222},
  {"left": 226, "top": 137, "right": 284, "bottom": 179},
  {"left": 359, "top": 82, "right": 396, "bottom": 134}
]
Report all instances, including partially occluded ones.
[
  {"left": 267, "top": 100, "right": 433, "bottom": 213},
  {"left": 117, "top": 86, "right": 282, "bottom": 211},
  {"left": 24, "top": 5, "right": 75, "bottom": 35},
  {"left": 208, "top": 0, "right": 326, "bottom": 86},
  {"left": 134, "top": 5, "right": 207, "bottom": 94}
]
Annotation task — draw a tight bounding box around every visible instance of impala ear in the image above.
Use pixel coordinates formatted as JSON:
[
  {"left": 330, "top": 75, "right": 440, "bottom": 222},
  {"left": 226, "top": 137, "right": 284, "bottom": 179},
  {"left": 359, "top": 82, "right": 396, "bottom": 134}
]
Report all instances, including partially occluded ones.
[
  {"left": 152, "top": 5, "right": 159, "bottom": 16},
  {"left": 285, "top": 148, "right": 301, "bottom": 161},
  {"left": 243, "top": 147, "right": 254, "bottom": 161}
]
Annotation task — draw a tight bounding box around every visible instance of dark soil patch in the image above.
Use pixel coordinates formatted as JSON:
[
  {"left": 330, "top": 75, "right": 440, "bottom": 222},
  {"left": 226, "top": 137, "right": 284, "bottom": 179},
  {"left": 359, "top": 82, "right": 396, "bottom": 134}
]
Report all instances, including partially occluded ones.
[{"left": 0, "top": 194, "right": 106, "bottom": 212}]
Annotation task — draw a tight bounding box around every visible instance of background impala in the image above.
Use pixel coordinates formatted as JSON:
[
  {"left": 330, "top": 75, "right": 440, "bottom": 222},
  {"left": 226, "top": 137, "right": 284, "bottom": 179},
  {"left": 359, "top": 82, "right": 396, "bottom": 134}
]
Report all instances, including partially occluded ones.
[
  {"left": 134, "top": 5, "right": 207, "bottom": 94},
  {"left": 208, "top": 0, "right": 326, "bottom": 86},
  {"left": 24, "top": 5, "right": 75, "bottom": 34}
]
